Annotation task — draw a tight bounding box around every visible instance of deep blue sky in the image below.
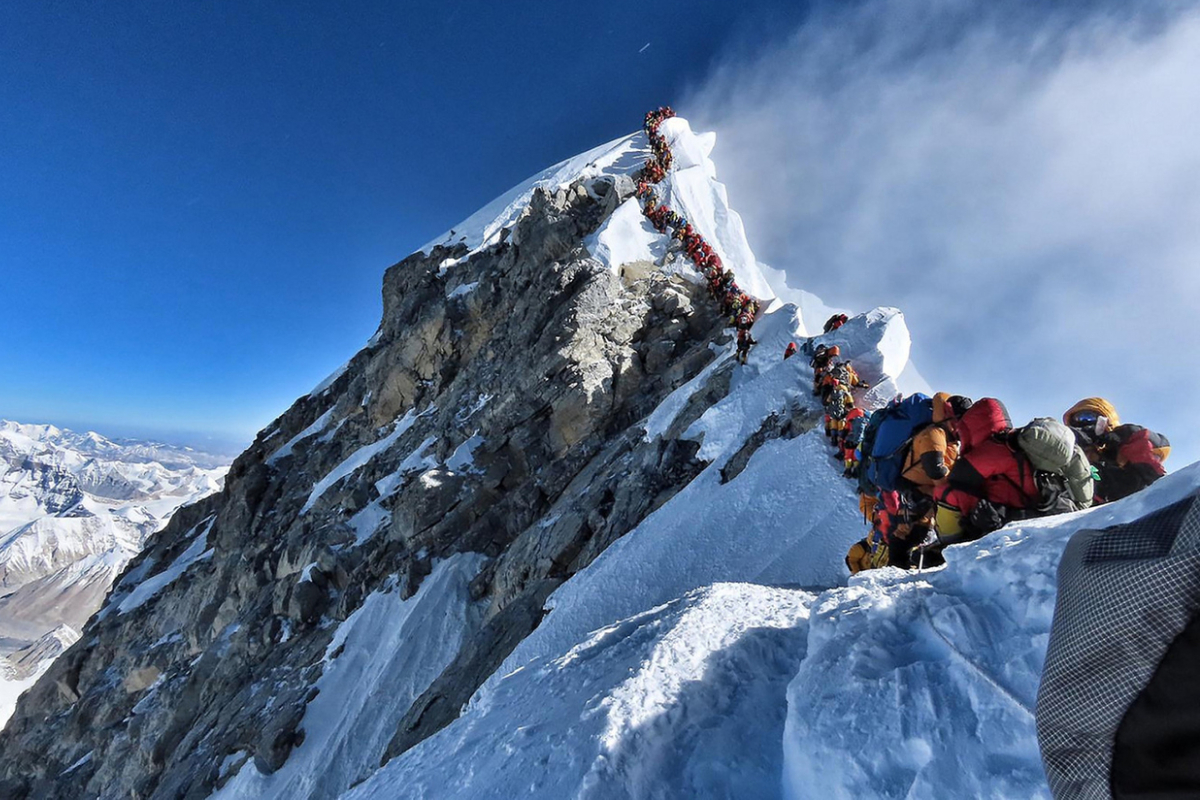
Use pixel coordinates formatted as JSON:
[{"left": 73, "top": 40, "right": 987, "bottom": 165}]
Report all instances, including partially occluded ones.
[
  {"left": 0, "top": 0, "right": 807, "bottom": 449},
  {"left": 4, "top": 0, "right": 1195, "bottom": 469}
]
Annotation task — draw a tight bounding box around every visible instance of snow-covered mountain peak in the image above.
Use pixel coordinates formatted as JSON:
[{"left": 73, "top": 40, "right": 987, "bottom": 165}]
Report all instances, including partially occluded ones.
[
  {"left": 0, "top": 111, "right": 916, "bottom": 798},
  {"left": 419, "top": 132, "right": 644, "bottom": 258},
  {"left": 580, "top": 115, "right": 779, "bottom": 308},
  {"left": 0, "top": 111, "right": 1188, "bottom": 800}
]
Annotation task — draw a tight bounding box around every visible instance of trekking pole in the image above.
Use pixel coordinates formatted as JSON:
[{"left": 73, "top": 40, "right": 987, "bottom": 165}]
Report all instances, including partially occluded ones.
[{"left": 918, "top": 545, "right": 925, "bottom": 574}]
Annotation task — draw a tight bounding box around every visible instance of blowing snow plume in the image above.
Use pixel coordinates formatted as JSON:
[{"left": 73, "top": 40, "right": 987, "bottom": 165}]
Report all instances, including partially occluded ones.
[{"left": 682, "top": 0, "right": 1200, "bottom": 467}]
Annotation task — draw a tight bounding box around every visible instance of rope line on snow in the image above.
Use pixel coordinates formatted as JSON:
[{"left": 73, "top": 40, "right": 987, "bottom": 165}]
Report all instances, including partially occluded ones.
[
  {"left": 920, "top": 605, "right": 1036, "bottom": 721},
  {"left": 635, "top": 108, "right": 762, "bottom": 336}
]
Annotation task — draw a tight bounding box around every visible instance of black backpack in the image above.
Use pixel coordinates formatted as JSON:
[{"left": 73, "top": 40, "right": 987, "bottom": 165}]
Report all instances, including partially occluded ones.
[{"left": 1032, "top": 470, "right": 1080, "bottom": 515}]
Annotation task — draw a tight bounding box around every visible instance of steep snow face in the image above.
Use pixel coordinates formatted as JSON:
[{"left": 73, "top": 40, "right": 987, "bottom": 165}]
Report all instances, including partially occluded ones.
[
  {"left": 212, "top": 554, "right": 485, "bottom": 800},
  {"left": 348, "top": 464, "right": 1200, "bottom": 800},
  {"left": 345, "top": 583, "right": 813, "bottom": 800}
]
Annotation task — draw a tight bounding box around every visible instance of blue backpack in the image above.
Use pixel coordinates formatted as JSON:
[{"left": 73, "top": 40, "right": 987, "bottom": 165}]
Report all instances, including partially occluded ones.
[{"left": 865, "top": 394, "right": 933, "bottom": 493}]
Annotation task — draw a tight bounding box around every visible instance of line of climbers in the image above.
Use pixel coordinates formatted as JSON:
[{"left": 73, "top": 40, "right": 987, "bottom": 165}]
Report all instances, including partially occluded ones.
[
  {"left": 633, "top": 107, "right": 1172, "bottom": 577},
  {"left": 635, "top": 106, "right": 761, "bottom": 365},
  {"left": 834, "top": 381, "right": 1172, "bottom": 575},
  {"left": 790, "top": 316, "right": 1172, "bottom": 574}
]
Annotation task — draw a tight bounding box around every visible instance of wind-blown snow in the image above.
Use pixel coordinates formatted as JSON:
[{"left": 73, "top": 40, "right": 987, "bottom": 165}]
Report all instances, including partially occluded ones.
[
  {"left": 757, "top": 263, "right": 844, "bottom": 337},
  {"left": 211, "top": 553, "right": 485, "bottom": 800}
]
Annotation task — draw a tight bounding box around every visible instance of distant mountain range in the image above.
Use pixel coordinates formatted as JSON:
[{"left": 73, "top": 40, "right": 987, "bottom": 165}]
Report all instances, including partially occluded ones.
[{"left": 0, "top": 419, "right": 230, "bottom": 725}]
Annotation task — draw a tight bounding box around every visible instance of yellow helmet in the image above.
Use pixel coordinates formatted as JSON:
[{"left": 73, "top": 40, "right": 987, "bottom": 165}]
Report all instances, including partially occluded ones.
[{"left": 1063, "top": 397, "right": 1120, "bottom": 431}]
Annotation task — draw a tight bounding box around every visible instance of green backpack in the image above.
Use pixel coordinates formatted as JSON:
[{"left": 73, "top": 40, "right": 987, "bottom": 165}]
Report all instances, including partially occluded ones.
[{"left": 1014, "top": 417, "right": 1095, "bottom": 509}]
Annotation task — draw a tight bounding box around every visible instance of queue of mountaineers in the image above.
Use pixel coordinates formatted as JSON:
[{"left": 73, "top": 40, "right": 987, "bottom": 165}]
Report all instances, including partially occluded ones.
[
  {"left": 805, "top": 340, "right": 1175, "bottom": 574},
  {"left": 632, "top": 107, "right": 1170, "bottom": 575},
  {"left": 637, "top": 107, "right": 760, "bottom": 364}
]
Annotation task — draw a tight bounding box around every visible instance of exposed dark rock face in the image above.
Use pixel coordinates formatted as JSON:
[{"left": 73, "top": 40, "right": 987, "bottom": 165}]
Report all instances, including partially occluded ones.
[{"left": 0, "top": 175, "right": 770, "bottom": 799}]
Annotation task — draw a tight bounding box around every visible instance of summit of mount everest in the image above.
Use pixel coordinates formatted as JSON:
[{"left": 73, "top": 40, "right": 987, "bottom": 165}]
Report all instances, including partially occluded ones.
[{"left": 0, "top": 114, "right": 1191, "bottom": 800}]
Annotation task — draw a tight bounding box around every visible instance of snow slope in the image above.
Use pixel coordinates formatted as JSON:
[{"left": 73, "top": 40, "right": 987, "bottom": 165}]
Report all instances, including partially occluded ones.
[
  {"left": 482, "top": 306, "right": 898, "bottom": 688},
  {"left": 336, "top": 462, "right": 1200, "bottom": 800},
  {"left": 783, "top": 462, "right": 1200, "bottom": 800},
  {"left": 339, "top": 468, "right": 1200, "bottom": 800},
  {"left": 345, "top": 583, "right": 814, "bottom": 800},
  {"left": 212, "top": 554, "right": 486, "bottom": 800},
  {"left": 588, "top": 116, "right": 777, "bottom": 309},
  {"left": 422, "top": 133, "right": 646, "bottom": 258}
]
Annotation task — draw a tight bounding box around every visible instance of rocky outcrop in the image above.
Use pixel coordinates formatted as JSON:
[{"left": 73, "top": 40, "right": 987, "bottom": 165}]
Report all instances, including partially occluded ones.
[{"left": 0, "top": 172, "right": 769, "bottom": 799}]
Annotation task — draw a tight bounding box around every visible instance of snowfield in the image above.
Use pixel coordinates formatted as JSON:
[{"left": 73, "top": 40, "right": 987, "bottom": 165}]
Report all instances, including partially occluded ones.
[{"left": 332, "top": 466, "right": 1200, "bottom": 800}]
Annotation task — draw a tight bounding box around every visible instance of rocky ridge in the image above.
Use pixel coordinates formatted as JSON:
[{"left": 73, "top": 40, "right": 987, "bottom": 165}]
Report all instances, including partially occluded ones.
[{"left": 0, "top": 128, "right": 823, "bottom": 798}]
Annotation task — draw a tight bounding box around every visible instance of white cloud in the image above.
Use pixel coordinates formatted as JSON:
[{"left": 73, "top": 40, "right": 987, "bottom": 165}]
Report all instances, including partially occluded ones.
[{"left": 684, "top": 0, "right": 1200, "bottom": 467}]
